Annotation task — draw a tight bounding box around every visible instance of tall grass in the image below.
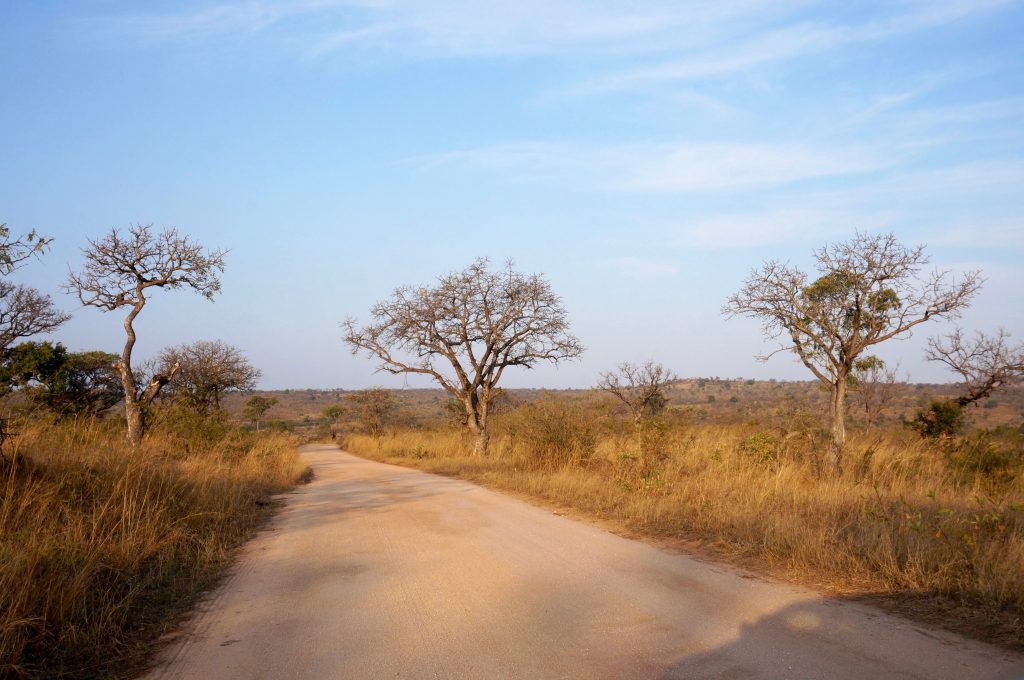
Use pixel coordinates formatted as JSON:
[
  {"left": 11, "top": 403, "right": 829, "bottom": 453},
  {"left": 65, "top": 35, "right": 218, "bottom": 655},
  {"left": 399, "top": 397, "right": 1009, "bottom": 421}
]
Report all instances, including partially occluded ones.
[
  {"left": 345, "top": 397, "right": 1024, "bottom": 646},
  {"left": 0, "top": 413, "right": 307, "bottom": 679}
]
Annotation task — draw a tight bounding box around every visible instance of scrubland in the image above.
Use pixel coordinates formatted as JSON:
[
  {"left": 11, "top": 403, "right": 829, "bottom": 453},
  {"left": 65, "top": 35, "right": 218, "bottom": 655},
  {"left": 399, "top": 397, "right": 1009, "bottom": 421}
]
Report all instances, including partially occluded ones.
[
  {"left": 342, "top": 389, "right": 1024, "bottom": 647},
  {"left": 0, "top": 412, "right": 307, "bottom": 679}
]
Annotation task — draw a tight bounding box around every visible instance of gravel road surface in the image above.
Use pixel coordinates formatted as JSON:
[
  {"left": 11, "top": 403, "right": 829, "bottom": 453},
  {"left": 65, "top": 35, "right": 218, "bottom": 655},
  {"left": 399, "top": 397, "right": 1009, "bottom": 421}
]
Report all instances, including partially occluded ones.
[{"left": 144, "top": 444, "right": 1023, "bottom": 679}]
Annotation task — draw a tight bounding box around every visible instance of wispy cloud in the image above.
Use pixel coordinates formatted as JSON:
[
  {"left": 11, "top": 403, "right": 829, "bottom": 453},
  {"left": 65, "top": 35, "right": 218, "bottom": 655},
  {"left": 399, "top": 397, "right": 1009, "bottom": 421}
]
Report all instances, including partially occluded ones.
[
  {"left": 413, "top": 140, "right": 891, "bottom": 192},
  {"left": 573, "top": 0, "right": 1011, "bottom": 93},
  {"left": 86, "top": 0, "right": 764, "bottom": 54}
]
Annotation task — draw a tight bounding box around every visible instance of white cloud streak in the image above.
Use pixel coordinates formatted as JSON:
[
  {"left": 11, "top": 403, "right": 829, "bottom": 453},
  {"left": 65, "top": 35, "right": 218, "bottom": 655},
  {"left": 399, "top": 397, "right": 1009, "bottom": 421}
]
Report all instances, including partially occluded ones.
[
  {"left": 575, "top": 0, "right": 1012, "bottom": 93},
  {"left": 413, "top": 140, "right": 892, "bottom": 192}
]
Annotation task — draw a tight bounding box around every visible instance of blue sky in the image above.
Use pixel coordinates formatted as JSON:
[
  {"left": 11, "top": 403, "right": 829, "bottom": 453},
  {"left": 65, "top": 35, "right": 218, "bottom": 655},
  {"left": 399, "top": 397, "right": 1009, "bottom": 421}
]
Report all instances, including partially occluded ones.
[{"left": 1, "top": 0, "right": 1022, "bottom": 389}]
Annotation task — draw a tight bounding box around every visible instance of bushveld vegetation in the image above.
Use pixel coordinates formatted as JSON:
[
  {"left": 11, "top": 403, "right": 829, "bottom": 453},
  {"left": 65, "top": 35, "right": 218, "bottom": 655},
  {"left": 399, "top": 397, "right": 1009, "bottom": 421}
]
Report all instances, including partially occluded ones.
[
  {"left": 339, "top": 385, "right": 1024, "bottom": 646},
  {"left": 0, "top": 412, "right": 306, "bottom": 679},
  {"left": 334, "top": 233, "right": 1023, "bottom": 647},
  {"left": 0, "top": 223, "right": 306, "bottom": 678}
]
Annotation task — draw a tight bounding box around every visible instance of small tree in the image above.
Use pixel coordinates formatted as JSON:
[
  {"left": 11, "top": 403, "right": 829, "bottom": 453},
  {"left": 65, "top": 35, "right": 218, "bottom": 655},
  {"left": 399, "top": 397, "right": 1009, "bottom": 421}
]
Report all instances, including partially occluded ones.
[
  {"left": 927, "top": 328, "right": 1024, "bottom": 408},
  {"left": 911, "top": 328, "right": 1024, "bottom": 437},
  {"left": 344, "top": 258, "right": 583, "bottom": 455},
  {"left": 597, "top": 361, "right": 676, "bottom": 426},
  {"left": 243, "top": 395, "right": 277, "bottom": 431},
  {"left": 849, "top": 355, "right": 902, "bottom": 429},
  {"left": 322, "top": 405, "right": 344, "bottom": 422},
  {"left": 158, "top": 340, "right": 261, "bottom": 414},
  {"left": 346, "top": 388, "right": 399, "bottom": 436},
  {"left": 66, "top": 225, "right": 226, "bottom": 446},
  {"left": 724, "top": 232, "right": 981, "bottom": 471}
]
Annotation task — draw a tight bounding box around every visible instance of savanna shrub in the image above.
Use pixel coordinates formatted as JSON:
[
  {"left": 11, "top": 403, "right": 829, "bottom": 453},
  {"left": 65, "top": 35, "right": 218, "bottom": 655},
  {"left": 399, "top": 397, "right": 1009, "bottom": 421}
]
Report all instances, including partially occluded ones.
[
  {"left": 505, "top": 396, "right": 599, "bottom": 468},
  {"left": 909, "top": 400, "right": 967, "bottom": 438}
]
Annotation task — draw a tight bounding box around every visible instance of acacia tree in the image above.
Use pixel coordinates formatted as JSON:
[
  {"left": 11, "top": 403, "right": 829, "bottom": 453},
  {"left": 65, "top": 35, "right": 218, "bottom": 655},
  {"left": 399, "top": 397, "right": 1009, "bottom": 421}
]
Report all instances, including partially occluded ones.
[
  {"left": 724, "top": 232, "right": 981, "bottom": 471},
  {"left": 344, "top": 258, "right": 583, "bottom": 456},
  {"left": 66, "top": 225, "right": 226, "bottom": 446},
  {"left": 598, "top": 361, "right": 676, "bottom": 426},
  {"left": 158, "top": 340, "right": 261, "bottom": 414},
  {"left": 243, "top": 395, "right": 277, "bottom": 431}
]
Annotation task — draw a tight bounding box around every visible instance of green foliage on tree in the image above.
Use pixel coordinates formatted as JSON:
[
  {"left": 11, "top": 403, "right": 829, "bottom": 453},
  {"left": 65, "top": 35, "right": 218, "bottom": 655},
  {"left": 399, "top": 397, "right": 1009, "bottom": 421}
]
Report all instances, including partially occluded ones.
[
  {"left": 908, "top": 400, "right": 967, "bottom": 438},
  {"left": 322, "top": 405, "right": 344, "bottom": 422},
  {"left": 243, "top": 395, "right": 278, "bottom": 430},
  {"left": 1, "top": 341, "right": 123, "bottom": 417}
]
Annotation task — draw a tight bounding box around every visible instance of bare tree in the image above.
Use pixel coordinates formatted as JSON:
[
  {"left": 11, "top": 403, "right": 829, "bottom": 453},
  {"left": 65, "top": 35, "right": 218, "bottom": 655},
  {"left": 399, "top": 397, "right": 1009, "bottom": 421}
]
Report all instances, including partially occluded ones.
[
  {"left": 849, "top": 355, "right": 902, "bottom": 429},
  {"left": 0, "top": 281, "right": 69, "bottom": 350},
  {"left": 66, "top": 225, "right": 226, "bottom": 446},
  {"left": 0, "top": 225, "right": 68, "bottom": 348},
  {"left": 598, "top": 361, "right": 676, "bottom": 426},
  {"left": 724, "top": 232, "right": 981, "bottom": 471},
  {"left": 344, "top": 258, "right": 583, "bottom": 456},
  {"left": 158, "top": 340, "right": 261, "bottom": 414},
  {"left": 927, "top": 328, "right": 1024, "bottom": 408}
]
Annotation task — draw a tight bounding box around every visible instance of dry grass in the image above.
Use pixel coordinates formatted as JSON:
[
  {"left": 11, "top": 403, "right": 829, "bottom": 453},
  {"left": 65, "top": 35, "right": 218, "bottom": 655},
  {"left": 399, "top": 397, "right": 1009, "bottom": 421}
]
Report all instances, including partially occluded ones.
[
  {"left": 344, "top": 398, "right": 1024, "bottom": 647},
  {"left": 0, "top": 413, "right": 307, "bottom": 679}
]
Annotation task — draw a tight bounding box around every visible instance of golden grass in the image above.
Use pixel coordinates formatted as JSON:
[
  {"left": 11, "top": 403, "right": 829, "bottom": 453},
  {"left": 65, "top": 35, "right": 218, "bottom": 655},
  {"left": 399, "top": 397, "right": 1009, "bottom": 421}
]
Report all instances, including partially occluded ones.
[
  {"left": 344, "top": 409, "right": 1024, "bottom": 646},
  {"left": 0, "top": 415, "right": 307, "bottom": 679}
]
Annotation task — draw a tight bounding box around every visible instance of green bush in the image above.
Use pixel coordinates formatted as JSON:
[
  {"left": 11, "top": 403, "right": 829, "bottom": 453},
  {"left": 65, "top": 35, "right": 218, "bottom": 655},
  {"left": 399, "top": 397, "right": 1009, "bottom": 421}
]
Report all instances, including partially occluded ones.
[
  {"left": 909, "top": 400, "right": 966, "bottom": 438},
  {"left": 738, "top": 431, "right": 780, "bottom": 463}
]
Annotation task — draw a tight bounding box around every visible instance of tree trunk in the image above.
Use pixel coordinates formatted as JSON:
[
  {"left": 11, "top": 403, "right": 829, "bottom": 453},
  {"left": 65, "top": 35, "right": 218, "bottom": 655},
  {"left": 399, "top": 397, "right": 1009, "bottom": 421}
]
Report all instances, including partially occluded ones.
[
  {"left": 464, "top": 392, "right": 491, "bottom": 457},
  {"left": 125, "top": 392, "right": 144, "bottom": 448},
  {"left": 828, "top": 377, "right": 848, "bottom": 472},
  {"left": 471, "top": 428, "right": 489, "bottom": 457},
  {"left": 121, "top": 299, "right": 144, "bottom": 447}
]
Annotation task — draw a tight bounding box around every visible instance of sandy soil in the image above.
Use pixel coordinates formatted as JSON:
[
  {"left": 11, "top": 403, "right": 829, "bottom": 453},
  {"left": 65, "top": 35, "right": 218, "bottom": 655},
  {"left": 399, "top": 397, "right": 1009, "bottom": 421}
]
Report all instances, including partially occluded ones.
[{"left": 144, "top": 444, "right": 1024, "bottom": 679}]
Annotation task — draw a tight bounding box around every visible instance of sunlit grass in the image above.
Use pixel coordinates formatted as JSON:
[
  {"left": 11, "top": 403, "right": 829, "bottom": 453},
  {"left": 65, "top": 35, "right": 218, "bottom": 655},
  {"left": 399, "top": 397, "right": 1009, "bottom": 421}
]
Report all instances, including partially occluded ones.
[{"left": 0, "top": 415, "right": 306, "bottom": 679}]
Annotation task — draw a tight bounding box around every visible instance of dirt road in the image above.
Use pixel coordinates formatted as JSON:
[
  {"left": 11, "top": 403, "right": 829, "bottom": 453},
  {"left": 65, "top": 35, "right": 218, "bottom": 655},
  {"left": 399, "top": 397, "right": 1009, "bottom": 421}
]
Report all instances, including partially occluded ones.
[{"left": 145, "top": 444, "right": 1023, "bottom": 679}]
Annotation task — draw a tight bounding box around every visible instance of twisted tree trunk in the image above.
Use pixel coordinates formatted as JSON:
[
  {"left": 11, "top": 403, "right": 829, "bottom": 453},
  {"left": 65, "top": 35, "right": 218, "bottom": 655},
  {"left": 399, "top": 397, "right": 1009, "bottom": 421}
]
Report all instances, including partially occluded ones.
[{"left": 828, "top": 375, "right": 848, "bottom": 473}]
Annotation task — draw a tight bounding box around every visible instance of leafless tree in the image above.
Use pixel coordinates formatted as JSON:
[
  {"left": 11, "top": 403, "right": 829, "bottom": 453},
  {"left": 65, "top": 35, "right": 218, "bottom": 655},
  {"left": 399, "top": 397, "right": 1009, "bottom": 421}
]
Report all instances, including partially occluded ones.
[
  {"left": 724, "top": 232, "right": 981, "bottom": 471},
  {"left": 66, "top": 225, "right": 226, "bottom": 446},
  {"left": 926, "top": 328, "right": 1024, "bottom": 408},
  {"left": 849, "top": 355, "right": 902, "bottom": 429},
  {"left": 598, "top": 361, "right": 676, "bottom": 426},
  {"left": 158, "top": 340, "right": 261, "bottom": 414},
  {"left": 344, "top": 258, "right": 584, "bottom": 455},
  {"left": 0, "top": 281, "right": 69, "bottom": 350},
  {"left": 0, "top": 225, "right": 68, "bottom": 348}
]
